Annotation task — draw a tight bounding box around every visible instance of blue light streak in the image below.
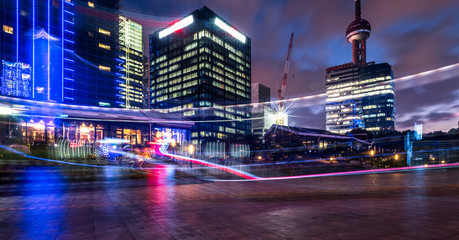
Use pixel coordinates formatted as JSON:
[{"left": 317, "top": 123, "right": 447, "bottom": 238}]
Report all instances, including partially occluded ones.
[
  {"left": 16, "top": 0, "right": 19, "bottom": 62},
  {"left": 32, "top": 0, "right": 35, "bottom": 98},
  {"left": 47, "top": 0, "right": 50, "bottom": 101},
  {"left": 62, "top": 0, "right": 64, "bottom": 102}
]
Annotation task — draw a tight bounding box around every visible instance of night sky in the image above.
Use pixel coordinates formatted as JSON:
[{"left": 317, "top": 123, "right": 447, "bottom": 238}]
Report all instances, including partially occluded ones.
[{"left": 122, "top": 0, "right": 459, "bottom": 133}]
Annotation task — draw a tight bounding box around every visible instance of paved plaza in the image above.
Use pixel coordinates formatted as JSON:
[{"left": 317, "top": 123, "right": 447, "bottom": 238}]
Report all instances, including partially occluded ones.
[{"left": 1, "top": 167, "right": 459, "bottom": 239}]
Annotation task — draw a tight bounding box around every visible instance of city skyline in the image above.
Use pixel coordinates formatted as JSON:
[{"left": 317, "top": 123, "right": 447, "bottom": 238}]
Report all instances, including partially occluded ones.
[{"left": 123, "top": 0, "right": 459, "bottom": 133}]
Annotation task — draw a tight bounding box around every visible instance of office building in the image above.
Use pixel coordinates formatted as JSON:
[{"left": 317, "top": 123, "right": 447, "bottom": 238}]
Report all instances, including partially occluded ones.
[
  {"left": 118, "top": 15, "right": 143, "bottom": 109},
  {"left": 1, "top": 0, "right": 76, "bottom": 101},
  {"left": 325, "top": 0, "right": 395, "bottom": 134},
  {"left": 149, "top": 6, "right": 251, "bottom": 146},
  {"left": 0, "top": 0, "right": 122, "bottom": 107}
]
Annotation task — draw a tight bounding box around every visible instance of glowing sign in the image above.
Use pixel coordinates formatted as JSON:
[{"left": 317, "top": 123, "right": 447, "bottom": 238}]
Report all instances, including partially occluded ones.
[
  {"left": 159, "top": 15, "right": 194, "bottom": 39},
  {"left": 154, "top": 128, "right": 187, "bottom": 144},
  {"left": 0, "top": 60, "right": 32, "bottom": 98},
  {"left": 214, "top": 18, "right": 246, "bottom": 43},
  {"left": 33, "top": 29, "right": 59, "bottom": 41}
]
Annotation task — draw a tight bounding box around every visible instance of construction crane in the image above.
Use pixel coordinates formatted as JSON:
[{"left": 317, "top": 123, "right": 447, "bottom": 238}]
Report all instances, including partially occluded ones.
[{"left": 277, "top": 33, "right": 294, "bottom": 112}]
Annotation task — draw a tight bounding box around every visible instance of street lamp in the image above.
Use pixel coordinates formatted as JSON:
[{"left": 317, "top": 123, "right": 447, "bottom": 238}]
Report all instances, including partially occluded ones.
[
  {"left": 0, "top": 106, "right": 13, "bottom": 115},
  {"left": 188, "top": 144, "right": 194, "bottom": 168},
  {"left": 395, "top": 154, "right": 399, "bottom": 160},
  {"left": 188, "top": 144, "right": 194, "bottom": 156},
  {"left": 370, "top": 150, "right": 374, "bottom": 156}
]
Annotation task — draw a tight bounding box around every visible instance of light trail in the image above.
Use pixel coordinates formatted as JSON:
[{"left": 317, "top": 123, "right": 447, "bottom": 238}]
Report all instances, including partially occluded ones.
[
  {"left": 0, "top": 144, "right": 158, "bottom": 170},
  {"left": 214, "top": 162, "right": 459, "bottom": 182},
  {"left": 2, "top": 144, "right": 458, "bottom": 182},
  {"left": 158, "top": 148, "right": 259, "bottom": 180},
  {"left": 2, "top": 62, "right": 458, "bottom": 125}
]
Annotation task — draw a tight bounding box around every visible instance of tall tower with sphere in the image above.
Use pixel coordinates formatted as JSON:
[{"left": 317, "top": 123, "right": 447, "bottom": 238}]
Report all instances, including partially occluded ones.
[
  {"left": 325, "top": 0, "right": 395, "bottom": 134},
  {"left": 346, "top": 0, "right": 371, "bottom": 64}
]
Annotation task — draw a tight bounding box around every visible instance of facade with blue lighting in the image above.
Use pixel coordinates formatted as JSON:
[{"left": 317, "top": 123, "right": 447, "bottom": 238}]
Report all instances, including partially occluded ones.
[
  {"left": 149, "top": 6, "right": 252, "bottom": 148},
  {"left": 0, "top": 0, "right": 121, "bottom": 107}
]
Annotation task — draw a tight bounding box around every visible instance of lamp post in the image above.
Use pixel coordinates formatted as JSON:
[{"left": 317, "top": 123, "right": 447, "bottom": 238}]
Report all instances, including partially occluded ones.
[
  {"left": 188, "top": 144, "right": 194, "bottom": 168},
  {"left": 171, "top": 140, "right": 176, "bottom": 162}
]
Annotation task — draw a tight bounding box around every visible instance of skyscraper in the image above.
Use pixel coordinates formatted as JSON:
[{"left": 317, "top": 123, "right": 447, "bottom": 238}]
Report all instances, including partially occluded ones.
[
  {"left": 0, "top": 0, "right": 76, "bottom": 101},
  {"left": 325, "top": 0, "right": 395, "bottom": 134},
  {"left": 0, "top": 0, "right": 122, "bottom": 107},
  {"left": 149, "top": 6, "right": 251, "bottom": 146},
  {"left": 118, "top": 15, "right": 143, "bottom": 109}
]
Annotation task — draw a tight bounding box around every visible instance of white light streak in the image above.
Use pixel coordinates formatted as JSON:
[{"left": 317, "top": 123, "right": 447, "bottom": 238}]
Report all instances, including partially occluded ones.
[
  {"left": 215, "top": 18, "right": 246, "bottom": 43},
  {"left": 159, "top": 15, "right": 194, "bottom": 39}
]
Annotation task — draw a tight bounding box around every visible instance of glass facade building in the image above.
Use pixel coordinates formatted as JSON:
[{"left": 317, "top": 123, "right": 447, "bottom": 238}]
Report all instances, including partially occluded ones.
[
  {"left": 0, "top": 0, "right": 122, "bottom": 107},
  {"left": 149, "top": 6, "right": 251, "bottom": 146},
  {"left": 0, "top": 0, "right": 76, "bottom": 102},
  {"left": 118, "top": 15, "right": 143, "bottom": 109},
  {"left": 325, "top": 62, "right": 395, "bottom": 134}
]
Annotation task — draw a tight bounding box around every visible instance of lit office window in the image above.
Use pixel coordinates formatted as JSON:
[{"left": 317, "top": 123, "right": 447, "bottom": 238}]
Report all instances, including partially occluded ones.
[
  {"left": 98, "top": 28, "right": 110, "bottom": 36},
  {"left": 98, "top": 43, "right": 111, "bottom": 50},
  {"left": 88, "top": 1, "right": 94, "bottom": 7},
  {"left": 99, "top": 65, "right": 110, "bottom": 72},
  {"left": 3, "top": 25, "right": 13, "bottom": 34}
]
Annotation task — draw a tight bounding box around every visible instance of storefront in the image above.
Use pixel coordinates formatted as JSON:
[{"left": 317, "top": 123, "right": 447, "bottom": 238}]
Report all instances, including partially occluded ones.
[{"left": 0, "top": 96, "right": 193, "bottom": 146}]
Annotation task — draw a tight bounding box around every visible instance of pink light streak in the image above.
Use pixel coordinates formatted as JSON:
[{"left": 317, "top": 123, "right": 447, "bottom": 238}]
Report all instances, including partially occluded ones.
[{"left": 215, "top": 162, "right": 459, "bottom": 182}]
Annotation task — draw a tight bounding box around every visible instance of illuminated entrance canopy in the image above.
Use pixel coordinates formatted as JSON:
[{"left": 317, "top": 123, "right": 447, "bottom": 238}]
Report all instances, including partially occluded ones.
[
  {"left": 214, "top": 18, "right": 246, "bottom": 43},
  {"left": 159, "top": 15, "right": 194, "bottom": 39}
]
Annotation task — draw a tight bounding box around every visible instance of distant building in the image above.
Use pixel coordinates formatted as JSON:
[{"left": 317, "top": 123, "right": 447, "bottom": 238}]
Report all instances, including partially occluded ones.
[
  {"left": 118, "top": 15, "right": 143, "bottom": 109},
  {"left": 251, "top": 83, "right": 274, "bottom": 138},
  {"left": 325, "top": 0, "right": 395, "bottom": 134},
  {"left": 149, "top": 6, "right": 251, "bottom": 147}
]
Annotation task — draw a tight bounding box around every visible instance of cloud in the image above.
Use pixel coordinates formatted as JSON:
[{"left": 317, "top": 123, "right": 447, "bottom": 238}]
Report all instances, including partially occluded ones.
[{"left": 122, "top": 0, "right": 459, "bottom": 132}]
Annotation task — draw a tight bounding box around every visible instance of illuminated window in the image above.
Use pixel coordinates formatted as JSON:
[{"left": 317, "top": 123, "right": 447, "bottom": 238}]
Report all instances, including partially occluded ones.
[
  {"left": 88, "top": 1, "right": 94, "bottom": 7},
  {"left": 98, "top": 43, "right": 110, "bottom": 50},
  {"left": 3, "top": 25, "right": 13, "bottom": 34},
  {"left": 99, "top": 65, "right": 110, "bottom": 72},
  {"left": 98, "top": 28, "right": 110, "bottom": 36}
]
